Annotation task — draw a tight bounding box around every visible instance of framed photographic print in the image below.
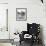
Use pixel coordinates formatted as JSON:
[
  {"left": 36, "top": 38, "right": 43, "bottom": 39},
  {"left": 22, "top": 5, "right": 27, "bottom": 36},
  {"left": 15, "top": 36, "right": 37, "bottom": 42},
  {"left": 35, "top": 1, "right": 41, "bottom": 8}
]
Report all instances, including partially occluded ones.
[{"left": 16, "top": 8, "right": 27, "bottom": 21}]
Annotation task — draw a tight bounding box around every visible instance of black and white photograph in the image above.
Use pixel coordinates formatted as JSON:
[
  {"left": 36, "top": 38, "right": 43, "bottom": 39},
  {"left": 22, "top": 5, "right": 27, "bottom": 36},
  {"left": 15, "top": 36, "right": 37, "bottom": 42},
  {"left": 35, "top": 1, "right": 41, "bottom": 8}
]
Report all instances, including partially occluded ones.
[{"left": 16, "top": 8, "right": 27, "bottom": 21}]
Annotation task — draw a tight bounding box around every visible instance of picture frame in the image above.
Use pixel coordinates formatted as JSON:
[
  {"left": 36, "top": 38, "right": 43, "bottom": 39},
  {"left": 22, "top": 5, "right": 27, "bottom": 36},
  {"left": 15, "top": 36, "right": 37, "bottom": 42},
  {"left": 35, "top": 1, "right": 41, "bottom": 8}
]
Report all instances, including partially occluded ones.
[{"left": 16, "top": 8, "right": 27, "bottom": 21}]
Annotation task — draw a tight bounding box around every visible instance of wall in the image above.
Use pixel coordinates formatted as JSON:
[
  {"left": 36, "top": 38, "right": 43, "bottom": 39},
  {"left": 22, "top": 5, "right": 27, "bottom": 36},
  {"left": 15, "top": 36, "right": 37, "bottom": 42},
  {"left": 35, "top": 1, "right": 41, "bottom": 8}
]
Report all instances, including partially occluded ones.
[{"left": 0, "top": 0, "right": 8, "bottom": 3}]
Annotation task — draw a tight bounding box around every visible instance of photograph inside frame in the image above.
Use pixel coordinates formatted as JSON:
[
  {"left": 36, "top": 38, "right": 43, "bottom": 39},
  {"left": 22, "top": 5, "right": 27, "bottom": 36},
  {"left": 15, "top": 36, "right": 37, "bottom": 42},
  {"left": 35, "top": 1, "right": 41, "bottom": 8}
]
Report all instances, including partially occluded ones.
[{"left": 16, "top": 8, "right": 27, "bottom": 21}]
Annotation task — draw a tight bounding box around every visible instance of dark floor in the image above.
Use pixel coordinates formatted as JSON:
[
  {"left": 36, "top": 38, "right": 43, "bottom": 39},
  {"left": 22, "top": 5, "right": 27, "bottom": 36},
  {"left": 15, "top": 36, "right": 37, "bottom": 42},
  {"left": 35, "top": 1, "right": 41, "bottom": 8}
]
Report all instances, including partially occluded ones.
[{"left": 19, "top": 41, "right": 43, "bottom": 46}]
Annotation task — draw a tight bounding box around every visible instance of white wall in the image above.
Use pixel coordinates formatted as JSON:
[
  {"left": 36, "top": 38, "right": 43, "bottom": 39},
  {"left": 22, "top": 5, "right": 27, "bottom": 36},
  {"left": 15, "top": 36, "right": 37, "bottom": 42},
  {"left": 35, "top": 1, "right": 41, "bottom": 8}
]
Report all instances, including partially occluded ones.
[{"left": 0, "top": 0, "right": 8, "bottom": 3}]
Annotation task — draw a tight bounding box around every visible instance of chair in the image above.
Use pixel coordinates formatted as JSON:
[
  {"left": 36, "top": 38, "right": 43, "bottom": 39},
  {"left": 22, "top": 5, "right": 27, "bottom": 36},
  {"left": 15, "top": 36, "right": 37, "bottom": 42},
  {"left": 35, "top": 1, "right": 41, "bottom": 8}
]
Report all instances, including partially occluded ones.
[{"left": 19, "top": 23, "right": 40, "bottom": 46}]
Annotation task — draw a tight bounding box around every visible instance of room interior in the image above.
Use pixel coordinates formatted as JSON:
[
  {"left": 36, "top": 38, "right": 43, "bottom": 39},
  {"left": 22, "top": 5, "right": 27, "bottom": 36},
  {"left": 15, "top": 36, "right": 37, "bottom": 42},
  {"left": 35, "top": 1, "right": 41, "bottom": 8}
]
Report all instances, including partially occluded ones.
[{"left": 0, "top": 0, "right": 46, "bottom": 46}]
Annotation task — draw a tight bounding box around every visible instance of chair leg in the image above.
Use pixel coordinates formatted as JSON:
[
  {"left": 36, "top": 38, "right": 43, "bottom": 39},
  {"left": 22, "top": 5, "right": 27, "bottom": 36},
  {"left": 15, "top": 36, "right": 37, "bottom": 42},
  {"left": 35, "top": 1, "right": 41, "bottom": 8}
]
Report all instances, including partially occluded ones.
[{"left": 20, "top": 41, "right": 21, "bottom": 45}]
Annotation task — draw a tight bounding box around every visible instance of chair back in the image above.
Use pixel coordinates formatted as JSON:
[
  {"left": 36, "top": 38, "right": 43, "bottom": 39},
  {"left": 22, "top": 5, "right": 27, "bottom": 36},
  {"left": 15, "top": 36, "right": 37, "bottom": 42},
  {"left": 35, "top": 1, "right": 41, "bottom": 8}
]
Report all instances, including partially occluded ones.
[{"left": 27, "top": 23, "right": 40, "bottom": 35}]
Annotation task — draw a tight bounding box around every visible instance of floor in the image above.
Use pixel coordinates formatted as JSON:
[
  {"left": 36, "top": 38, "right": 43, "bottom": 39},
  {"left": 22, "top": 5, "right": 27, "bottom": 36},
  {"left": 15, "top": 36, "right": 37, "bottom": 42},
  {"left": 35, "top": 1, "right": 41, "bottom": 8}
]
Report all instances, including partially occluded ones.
[
  {"left": 0, "top": 40, "right": 43, "bottom": 46},
  {"left": 0, "top": 42, "right": 43, "bottom": 46},
  {"left": 19, "top": 41, "right": 43, "bottom": 46},
  {"left": 0, "top": 43, "right": 13, "bottom": 46}
]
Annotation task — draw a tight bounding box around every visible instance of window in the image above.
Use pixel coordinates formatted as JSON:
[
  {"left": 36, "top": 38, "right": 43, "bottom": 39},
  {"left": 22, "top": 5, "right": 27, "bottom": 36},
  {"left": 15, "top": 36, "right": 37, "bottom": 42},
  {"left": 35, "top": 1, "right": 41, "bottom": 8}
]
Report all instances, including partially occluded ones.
[{"left": 0, "top": 3, "right": 8, "bottom": 31}]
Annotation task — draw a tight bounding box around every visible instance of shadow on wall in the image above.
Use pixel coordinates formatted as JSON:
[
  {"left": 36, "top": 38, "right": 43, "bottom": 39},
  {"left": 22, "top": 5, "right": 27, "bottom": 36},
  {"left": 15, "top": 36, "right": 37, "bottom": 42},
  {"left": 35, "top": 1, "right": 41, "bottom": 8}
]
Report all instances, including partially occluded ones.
[{"left": 40, "top": 25, "right": 45, "bottom": 46}]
